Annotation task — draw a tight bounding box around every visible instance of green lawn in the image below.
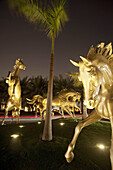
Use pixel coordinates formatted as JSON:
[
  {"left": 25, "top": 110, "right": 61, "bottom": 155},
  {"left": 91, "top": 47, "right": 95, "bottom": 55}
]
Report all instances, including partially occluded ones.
[{"left": 0, "top": 118, "right": 111, "bottom": 170}]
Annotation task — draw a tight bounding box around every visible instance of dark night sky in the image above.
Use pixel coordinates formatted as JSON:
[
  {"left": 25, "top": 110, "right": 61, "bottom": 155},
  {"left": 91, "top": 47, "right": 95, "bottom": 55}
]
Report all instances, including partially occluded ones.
[{"left": 0, "top": 0, "right": 113, "bottom": 79}]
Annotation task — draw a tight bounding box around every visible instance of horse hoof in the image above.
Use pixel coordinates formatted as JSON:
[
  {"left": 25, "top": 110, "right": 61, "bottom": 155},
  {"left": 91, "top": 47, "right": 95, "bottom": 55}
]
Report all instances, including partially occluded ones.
[
  {"left": 65, "top": 152, "right": 74, "bottom": 163},
  {"left": 74, "top": 119, "right": 78, "bottom": 122}
]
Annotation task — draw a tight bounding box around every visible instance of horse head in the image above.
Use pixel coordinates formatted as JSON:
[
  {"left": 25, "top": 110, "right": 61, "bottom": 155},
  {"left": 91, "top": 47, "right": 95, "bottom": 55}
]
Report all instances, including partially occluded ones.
[
  {"left": 26, "top": 95, "right": 43, "bottom": 105},
  {"left": 16, "top": 58, "right": 26, "bottom": 70},
  {"left": 70, "top": 57, "right": 102, "bottom": 109},
  {"left": 73, "top": 92, "right": 81, "bottom": 102},
  {"left": 65, "top": 43, "right": 113, "bottom": 167}
]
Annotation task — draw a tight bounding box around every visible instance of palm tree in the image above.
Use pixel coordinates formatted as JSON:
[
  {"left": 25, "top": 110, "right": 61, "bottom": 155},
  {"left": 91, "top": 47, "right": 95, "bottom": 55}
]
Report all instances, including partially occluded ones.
[
  {"left": 69, "top": 72, "right": 88, "bottom": 119},
  {"left": 8, "top": 0, "right": 68, "bottom": 141},
  {"left": 0, "top": 78, "right": 8, "bottom": 105},
  {"left": 53, "top": 74, "right": 75, "bottom": 96},
  {"left": 20, "top": 76, "right": 30, "bottom": 107},
  {"left": 29, "top": 76, "right": 48, "bottom": 97},
  {"left": 68, "top": 72, "right": 83, "bottom": 89}
]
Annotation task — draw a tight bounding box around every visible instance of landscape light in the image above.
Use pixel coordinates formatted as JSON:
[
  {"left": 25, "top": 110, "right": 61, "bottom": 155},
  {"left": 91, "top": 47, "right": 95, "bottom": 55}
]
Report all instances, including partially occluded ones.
[
  {"left": 60, "top": 122, "right": 64, "bottom": 126},
  {"left": 38, "top": 122, "right": 41, "bottom": 124},
  {"left": 19, "top": 125, "right": 24, "bottom": 128},
  {"left": 96, "top": 144, "right": 105, "bottom": 150},
  {"left": 10, "top": 134, "right": 19, "bottom": 139}
]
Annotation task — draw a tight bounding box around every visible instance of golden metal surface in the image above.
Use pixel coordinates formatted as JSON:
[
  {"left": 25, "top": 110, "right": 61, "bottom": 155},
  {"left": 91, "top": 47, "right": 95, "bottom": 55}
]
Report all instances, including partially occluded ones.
[
  {"left": 65, "top": 43, "right": 113, "bottom": 169},
  {"left": 26, "top": 89, "right": 81, "bottom": 120},
  {"left": 2, "top": 59, "right": 26, "bottom": 125}
]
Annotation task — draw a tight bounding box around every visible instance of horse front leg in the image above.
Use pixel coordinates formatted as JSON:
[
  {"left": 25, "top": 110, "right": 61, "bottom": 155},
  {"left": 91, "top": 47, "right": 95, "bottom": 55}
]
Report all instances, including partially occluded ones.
[
  {"left": 11, "top": 110, "right": 15, "bottom": 124},
  {"left": 16, "top": 111, "right": 20, "bottom": 124},
  {"left": 65, "top": 110, "right": 101, "bottom": 163},
  {"left": 16, "top": 115, "right": 19, "bottom": 124},
  {"left": 51, "top": 111, "right": 54, "bottom": 117},
  {"left": 72, "top": 106, "right": 75, "bottom": 117},
  {"left": 41, "top": 109, "right": 46, "bottom": 120},
  {"left": 64, "top": 106, "right": 77, "bottom": 121},
  {"left": 1, "top": 108, "right": 8, "bottom": 125},
  {"left": 11, "top": 114, "right": 13, "bottom": 124},
  {"left": 40, "top": 110, "right": 42, "bottom": 120},
  {"left": 60, "top": 107, "right": 65, "bottom": 118},
  {"left": 110, "top": 116, "right": 113, "bottom": 170},
  {"left": 62, "top": 109, "right": 65, "bottom": 118}
]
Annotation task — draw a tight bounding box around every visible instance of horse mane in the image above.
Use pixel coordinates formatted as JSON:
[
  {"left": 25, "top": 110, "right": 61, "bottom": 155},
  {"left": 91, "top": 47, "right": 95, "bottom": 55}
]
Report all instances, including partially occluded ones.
[
  {"left": 56, "top": 89, "right": 80, "bottom": 97},
  {"left": 87, "top": 42, "right": 113, "bottom": 87},
  {"left": 55, "top": 89, "right": 81, "bottom": 102},
  {"left": 12, "top": 58, "right": 22, "bottom": 76},
  {"left": 87, "top": 42, "right": 113, "bottom": 65},
  {"left": 11, "top": 62, "right": 19, "bottom": 77}
]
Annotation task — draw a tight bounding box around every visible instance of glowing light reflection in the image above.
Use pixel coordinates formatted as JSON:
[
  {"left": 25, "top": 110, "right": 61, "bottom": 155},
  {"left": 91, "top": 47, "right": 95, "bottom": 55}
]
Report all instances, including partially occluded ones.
[
  {"left": 97, "top": 144, "right": 105, "bottom": 150},
  {"left": 19, "top": 125, "right": 24, "bottom": 128},
  {"left": 10, "top": 134, "right": 19, "bottom": 139},
  {"left": 60, "top": 122, "right": 64, "bottom": 126}
]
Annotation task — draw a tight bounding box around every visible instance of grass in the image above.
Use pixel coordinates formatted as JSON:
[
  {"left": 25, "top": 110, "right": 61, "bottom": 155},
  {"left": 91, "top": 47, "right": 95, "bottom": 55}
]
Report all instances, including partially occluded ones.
[{"left": 0, "top": 118, "right": 111, "bottom": 170}]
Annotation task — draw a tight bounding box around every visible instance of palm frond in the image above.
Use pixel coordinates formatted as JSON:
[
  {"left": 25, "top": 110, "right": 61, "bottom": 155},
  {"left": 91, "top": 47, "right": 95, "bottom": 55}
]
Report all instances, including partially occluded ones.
[
  {"left": 8, "top": 0, "right": 48, "bottom": 29},
  {"left": 47, "top": 0, "right": 68, "bottom": 37},
  {"left": 8, "top": 0, "right": 68, "bottom": 38}
]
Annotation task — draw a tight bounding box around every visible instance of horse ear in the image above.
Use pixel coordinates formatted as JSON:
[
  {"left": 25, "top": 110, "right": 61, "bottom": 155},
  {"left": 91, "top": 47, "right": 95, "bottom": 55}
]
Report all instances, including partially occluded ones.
[
  {"left": 16, "top": 59, "right": 18, "bottom": 65},
  {"left": 80, "top": 56, "right": 92, "bottom": 66},
  {"left": 70, "top": 59, "right": 79, "bottom": 67},
  {"left": 16, "top": 58, "right": 20, "bottom": 64}
]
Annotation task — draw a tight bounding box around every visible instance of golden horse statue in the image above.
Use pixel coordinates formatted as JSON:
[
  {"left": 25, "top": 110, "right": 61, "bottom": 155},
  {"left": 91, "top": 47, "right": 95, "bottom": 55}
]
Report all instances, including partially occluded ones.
[
  {"left": 26, "top": 89, "right": 81, "bottom": 120},
  {"left": 1, "top": 58, "right": 26, "bottom": 125},
  {"left": 65, "top": 42, "right": 113, "bottom": 169}
]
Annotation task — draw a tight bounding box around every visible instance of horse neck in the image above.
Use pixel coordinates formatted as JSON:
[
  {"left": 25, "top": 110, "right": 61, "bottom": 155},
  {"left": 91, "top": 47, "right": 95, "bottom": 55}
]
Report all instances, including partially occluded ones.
[
  {"left": 98, "top": 64, "right": 113, "bottom": 95},
  {"left": 13, "top": 66, "right": 20, "bottom": 78},
  {"left": 99, "top": 81, "right": 113, "bottom": 97},
  {"left": 100, "top": 83, "right": 108, "bottom": 95}
]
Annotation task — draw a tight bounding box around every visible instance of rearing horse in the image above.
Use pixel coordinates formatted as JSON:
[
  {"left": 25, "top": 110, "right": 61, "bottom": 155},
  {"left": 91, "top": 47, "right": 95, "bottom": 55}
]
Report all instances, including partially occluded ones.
[
  {"left": 65, "top": 42, "right": 113, "bottom": 169},
  {"left": 1, "top": 58, "right": 26, "bottom": 125}
]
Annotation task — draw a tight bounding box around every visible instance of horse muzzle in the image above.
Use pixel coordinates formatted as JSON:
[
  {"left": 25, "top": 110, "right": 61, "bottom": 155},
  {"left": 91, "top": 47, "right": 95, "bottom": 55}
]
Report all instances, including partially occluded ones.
[{"left": 23, "top": 65, "right": 26, "bottom": 70}]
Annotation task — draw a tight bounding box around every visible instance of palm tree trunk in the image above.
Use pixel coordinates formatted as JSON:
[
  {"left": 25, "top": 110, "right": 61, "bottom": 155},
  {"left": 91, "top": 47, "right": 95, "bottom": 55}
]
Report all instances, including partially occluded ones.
[
  {"left": 42, "top": 36, "right": 54, "bottom": 141},
  {"left": 82, "top": 104, "right": 88, "bottom": 119},
  {"left": 81, "top": 89, "right": 88, "bottom": 119}
]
